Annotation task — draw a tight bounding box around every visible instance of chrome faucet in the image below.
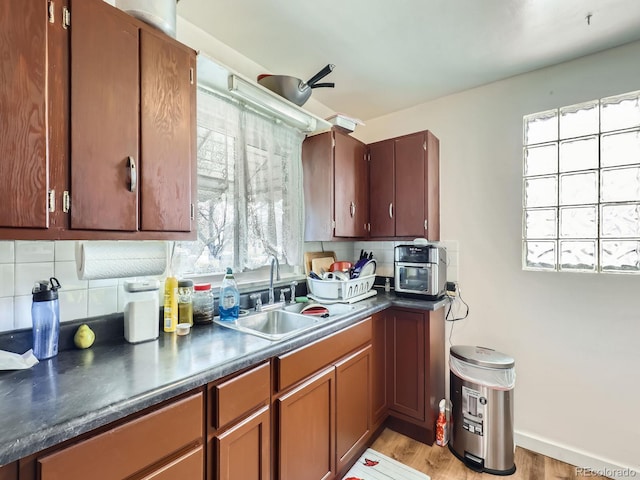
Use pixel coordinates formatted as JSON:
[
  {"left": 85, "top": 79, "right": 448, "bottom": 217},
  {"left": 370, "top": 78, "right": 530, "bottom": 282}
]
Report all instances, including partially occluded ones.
[{"left": 268, "top": 256, "right": 280, "bottom": 304}]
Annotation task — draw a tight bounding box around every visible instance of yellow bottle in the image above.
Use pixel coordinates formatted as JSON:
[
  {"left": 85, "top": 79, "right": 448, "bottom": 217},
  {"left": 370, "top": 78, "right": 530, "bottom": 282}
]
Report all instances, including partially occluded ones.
[{"left": 163, "top": 276, "right": 178, "bottom": 333}]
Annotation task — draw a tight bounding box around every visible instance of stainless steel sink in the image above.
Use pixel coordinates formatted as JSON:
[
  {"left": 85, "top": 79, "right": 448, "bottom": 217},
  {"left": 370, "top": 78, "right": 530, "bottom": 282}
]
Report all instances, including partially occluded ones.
[
  {"left": 215, "top": 309, "right": 317, "bottom": 341},
  {"left": 215, "top": 302, "right": 367, "bottom": 341}
]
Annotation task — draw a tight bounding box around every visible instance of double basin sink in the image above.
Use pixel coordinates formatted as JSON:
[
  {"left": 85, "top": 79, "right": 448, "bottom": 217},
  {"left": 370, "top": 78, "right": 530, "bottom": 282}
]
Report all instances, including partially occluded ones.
[{"left": 214, "top": 302, "right": 366, "bottom": 341}]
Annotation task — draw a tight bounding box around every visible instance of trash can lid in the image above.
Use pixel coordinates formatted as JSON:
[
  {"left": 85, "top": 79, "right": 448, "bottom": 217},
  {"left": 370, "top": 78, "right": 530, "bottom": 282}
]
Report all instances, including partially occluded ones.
[{"left": 450, "top": 345, "right": 515, "bottom": 369}]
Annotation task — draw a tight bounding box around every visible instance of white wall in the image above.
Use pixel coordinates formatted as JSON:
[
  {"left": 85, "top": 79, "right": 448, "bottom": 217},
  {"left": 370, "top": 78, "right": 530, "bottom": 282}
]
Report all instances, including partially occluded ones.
[{"left": 357, "top": 41, "right": 640, "bottom": 475}]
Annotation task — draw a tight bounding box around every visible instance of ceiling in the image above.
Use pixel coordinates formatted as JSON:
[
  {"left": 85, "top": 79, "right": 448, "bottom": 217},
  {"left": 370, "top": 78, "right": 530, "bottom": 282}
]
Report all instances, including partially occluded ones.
[{"left": 177, "top": 0, "right": 640, "bottom": 121}]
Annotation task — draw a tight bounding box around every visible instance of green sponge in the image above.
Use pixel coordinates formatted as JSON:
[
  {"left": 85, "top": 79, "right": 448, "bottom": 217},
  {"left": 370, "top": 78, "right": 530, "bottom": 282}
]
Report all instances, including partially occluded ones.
[{"left": 295, "top": 296, "right": 309, "bottom": 303}]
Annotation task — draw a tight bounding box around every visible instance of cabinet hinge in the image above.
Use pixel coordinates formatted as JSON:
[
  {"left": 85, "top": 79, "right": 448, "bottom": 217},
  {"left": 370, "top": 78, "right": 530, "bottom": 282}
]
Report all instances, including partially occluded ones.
[
  {"left": 48, "top": 1, "right": 55, "bottom": 23},
  {"left": 423, "top": 141, "right": 427, "bottom": 151},
  {"left": 190, "top": 203, "right": 195, "bottom": 220},
  {"left": 48, "top": 190, "right": 56, "bottom": 213},
  {"left": 424, "top": 219, "right": 428, "bottom": 230},
  {"left": 189, "top": 67, "right": 194, "bottom": 85},
  {"left": 63, "top": 191, "right": 70, "bottom": 213},
  {"left": 62, "top": 6, "right": 70, "bottom": 29},
  {"left": 331, "top": 219, "right": 336, "bottom": 229},
  {"left": 332, "top": 136, "right": 336, "bottom": 148}
]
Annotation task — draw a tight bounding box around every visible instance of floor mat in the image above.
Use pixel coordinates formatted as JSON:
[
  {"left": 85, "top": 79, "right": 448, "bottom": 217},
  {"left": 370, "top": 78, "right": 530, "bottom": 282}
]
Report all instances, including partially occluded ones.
[{"left": 342, "top": 448, "right": 431, "bottom": 480}]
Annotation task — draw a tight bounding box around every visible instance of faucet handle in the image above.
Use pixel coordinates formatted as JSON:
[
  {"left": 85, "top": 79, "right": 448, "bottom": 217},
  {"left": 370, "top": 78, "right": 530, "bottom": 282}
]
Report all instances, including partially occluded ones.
[
  {"left": 250, "top": 293, "right": 262, "bottom": 312},
  {"left": 290, "top": 280, "right": 298, "bottom": 303},
  {"left": 279, "top": 288, "right": 290, "bottom": 303}
]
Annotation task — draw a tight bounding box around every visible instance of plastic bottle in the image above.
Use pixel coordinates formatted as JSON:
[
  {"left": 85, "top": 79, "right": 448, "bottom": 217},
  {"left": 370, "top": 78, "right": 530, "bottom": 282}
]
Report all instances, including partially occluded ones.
[
  {"left": 435, "top": 398, "right": 449, "bottom": 446},
  {"left": 32, "top": 277, "right": 62, "bottom": 360},
  {"left": 219, "top": 268, "right": 240, "bottom": 322},
  {"left": 163, "top": 276, "right": 178, "bottom": 332}
]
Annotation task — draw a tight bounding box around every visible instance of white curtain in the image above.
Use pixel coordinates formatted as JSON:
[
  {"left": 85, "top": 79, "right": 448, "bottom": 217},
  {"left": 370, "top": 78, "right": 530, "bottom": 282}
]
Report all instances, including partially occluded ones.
[{"left": 175, "top": 88, "right": 305, "bottom": 274}]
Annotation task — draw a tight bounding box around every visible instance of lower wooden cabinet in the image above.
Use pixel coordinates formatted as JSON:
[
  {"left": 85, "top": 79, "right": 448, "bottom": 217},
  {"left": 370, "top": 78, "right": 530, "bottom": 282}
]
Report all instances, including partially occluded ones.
[
  {"left": 36, "top": 392, "right": 204, "bottom": 480},
  {"left": 278, "top": 367, "right": 336, "bottom": 480},
  {"left": 214, "top": 406, "right": 270, "bottom": 480},
  {"left": 0, "top": 462, "right": 17, "bottom": 480},
  {"left": 207, "top": 362, "right": 271, "bottom": 480},
  {"left": 336, "top": 345, "right": 372, "bottom": 473},
  {"left": 371, "top": 310, "right": 390, "bottom": 428},
  {"left": 275, "top": 318, "right": 373, "bottom": 480},
  {"left": 8, "top": 307, "right": 444, "bottom": 480},
  {"left": 386, "top": 307, "right": 445, "bottom": 445}
]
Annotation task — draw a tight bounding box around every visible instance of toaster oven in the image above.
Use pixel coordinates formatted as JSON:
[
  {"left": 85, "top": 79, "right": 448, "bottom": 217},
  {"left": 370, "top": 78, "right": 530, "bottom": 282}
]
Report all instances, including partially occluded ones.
[{"left": 394, "top": 244, "right": 447, "bottom": 299}]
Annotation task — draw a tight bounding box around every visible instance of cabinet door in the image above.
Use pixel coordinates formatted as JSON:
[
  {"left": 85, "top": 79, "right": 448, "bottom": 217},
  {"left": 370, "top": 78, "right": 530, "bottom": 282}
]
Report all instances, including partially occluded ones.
[
  {"left": 215, "top": 406, "right": 270, "bottom": 480},
  {"left": 335, "top": 345, "right": 371, "bottom": 473},
  {"left": 302, "top": 132, "right": 334, "bottom": 241},
  {"left": 371, "top": 310, "right": 390, "bottom": 427},
  {"left": 70, "top": 0, "right": 139, "bottom": 231},
  {"left": 0, "top": 461, "right": 17, "bottom": 480},
  {"left": 140, "top": 30, "right": 195, "bottom": 232},
  {"left": 353, "top": 139, "right": 369, "bottom": 237},
  {"left": 278, "top": 367, "right": 335, "bottom": 480},
  {"left": 368, "top": 139, "right": 395, "bottom": 237},
  {"left": 0, "top": 0, "right": 49, "bottom": 229},
  {"left": 334, "top": 131, "right": 365, "bottom": 237},
  {"left": 388, "top": 309, "right": 425, "bottom": 421},
  {"left": 394, "top": 132, "right": 426, "bottom": 237}
]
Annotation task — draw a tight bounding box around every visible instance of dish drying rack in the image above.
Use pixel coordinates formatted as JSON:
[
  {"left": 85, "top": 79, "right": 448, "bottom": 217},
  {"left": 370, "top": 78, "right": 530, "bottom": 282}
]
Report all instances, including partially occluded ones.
[{"left": 306, "top": 274, "right": 377, "bottom": 303}]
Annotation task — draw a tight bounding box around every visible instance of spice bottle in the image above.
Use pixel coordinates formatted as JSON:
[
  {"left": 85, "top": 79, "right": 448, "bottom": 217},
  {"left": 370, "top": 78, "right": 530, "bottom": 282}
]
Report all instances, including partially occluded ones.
[
  {"left": 177, "top": 279, "right": 194, "bottom": 326},
  {"left": 193, "top": 283, "right": 214, "bottom": 325}
]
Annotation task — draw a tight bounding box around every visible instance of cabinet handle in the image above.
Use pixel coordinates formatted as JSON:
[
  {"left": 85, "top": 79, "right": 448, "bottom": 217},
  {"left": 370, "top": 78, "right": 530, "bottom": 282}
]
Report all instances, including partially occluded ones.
[
  {"left": 389, "top": 203, "right": 393, "bottom": 219},
  {"left": 128, "top": 156, "right": 137, "bottom": 193},
  {"left": 350, "top": 201, "right": 356, "bottom": 218}
]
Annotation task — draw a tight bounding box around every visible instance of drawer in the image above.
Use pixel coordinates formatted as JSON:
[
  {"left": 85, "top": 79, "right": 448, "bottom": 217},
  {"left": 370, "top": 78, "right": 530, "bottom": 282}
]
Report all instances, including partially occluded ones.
[
  {"left": 139, "top": 445, "right": 203, "bottom": 480},
  {"left": 276, "top": 317, "right": 371, "bottom": 392},
  {"left": 0, "top": 462, "right": 17, "bottom": 480},
  {"left": 38, "top": 392, "right": 203, "bottom": 480},
  {"left": 211, "top": 361, "right": 270, "bottom": 430}
]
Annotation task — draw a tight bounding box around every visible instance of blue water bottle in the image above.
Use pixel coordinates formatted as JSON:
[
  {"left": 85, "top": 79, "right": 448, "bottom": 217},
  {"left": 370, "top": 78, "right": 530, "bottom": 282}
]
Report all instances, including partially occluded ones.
[{"left": 32, "top": 277, "right": 61, "bottom": 360}]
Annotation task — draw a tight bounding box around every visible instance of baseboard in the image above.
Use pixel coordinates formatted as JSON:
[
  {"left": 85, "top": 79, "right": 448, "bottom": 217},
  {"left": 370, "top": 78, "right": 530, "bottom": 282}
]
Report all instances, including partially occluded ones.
[{"left": 515, "top": 430, "right": 639, "bottom": 480}]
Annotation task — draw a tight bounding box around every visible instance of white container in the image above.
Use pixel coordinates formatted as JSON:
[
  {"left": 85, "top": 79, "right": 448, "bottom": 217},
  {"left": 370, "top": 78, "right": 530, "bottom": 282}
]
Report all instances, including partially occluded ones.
[
  {"left": 124, "top": 279, "right": 160, "bottom": 343},
  {"left": 325, "top": 114, "right": 363, "bottom": 133},
  {"left": 116, "top": 0, "right": 176, "bottom": 37},
  {"left": 307, "top": 274, "right": 375, "bottom": 300}
]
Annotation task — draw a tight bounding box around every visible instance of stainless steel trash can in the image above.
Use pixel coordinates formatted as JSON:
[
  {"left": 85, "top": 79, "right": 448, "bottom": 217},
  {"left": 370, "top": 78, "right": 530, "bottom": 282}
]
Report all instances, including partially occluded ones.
[{"left": 449, "top": 345, "right": 516, "bottom": 475}]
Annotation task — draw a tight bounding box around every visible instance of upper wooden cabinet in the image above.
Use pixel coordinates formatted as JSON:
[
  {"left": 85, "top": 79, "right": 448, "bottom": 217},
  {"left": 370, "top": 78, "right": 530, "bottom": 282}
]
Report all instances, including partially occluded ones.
[
  {"left": 368, "top": 131, "right": 440, "bottom": 240},
  {"left": 70, "top": 0, "right": 196, "bottom": 234},
  {"left": 302, "top": 128, "right": 368, "bottom": 241},
  {"left": 0, "top": 0, "right": 196, "bottom": 239},
  {"left": 0, "top": 0, "right": 51, "bottom": 230}
]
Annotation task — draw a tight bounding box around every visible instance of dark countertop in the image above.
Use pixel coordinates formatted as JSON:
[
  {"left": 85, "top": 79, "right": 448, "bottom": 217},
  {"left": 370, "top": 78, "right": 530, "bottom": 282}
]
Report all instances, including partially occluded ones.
[{"left": 0, "top": 294, "right": 446, "bottom": 465}]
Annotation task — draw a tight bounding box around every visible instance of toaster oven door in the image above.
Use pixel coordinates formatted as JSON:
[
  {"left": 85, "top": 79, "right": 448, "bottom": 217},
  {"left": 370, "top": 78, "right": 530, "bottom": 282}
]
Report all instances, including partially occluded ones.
[{"left": 395, "top": 263, "right": 433, "bottom": 293}]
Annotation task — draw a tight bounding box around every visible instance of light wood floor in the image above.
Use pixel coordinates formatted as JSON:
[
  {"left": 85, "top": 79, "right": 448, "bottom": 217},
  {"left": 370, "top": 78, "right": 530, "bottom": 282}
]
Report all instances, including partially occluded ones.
[{"left": 370, "top": 428, "right": 610, "bottom": 480}]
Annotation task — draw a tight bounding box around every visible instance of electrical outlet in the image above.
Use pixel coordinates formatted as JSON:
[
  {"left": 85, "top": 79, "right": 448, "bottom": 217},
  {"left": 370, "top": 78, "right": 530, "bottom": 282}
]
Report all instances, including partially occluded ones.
[{"left": 445, "top": 281, "right": 458, "bottom": 296}]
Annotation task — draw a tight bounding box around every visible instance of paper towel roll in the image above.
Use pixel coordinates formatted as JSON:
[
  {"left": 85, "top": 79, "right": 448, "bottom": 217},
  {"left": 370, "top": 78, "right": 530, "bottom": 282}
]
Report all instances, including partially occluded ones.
[{"left": 76, "top": 241, "right": 167, "bottom": 280}]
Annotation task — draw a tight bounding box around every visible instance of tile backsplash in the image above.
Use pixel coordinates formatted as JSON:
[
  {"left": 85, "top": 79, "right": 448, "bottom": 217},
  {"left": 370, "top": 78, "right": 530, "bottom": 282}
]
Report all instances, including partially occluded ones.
[
  {"left": 1, "top": 239, "right": 460, "bottom": 333},
  {"left": 0, "top": 241, "right": 162, "bottom": 333}
]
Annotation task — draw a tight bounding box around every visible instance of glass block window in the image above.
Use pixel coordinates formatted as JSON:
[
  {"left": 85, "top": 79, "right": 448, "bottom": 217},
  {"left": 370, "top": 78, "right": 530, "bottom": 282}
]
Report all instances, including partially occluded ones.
[{"left": 523, "top": 89, "right": 640, "bottom": 273}]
